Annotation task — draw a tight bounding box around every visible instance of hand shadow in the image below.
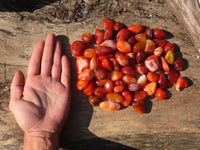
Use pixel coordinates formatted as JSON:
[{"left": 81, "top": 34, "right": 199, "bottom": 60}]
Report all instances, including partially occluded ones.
[{"left": 56, "top": 35, "right": 138, "bottom": 150}]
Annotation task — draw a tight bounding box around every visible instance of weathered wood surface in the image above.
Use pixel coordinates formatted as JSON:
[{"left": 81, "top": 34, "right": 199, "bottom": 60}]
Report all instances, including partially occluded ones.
[
  {"left": 167, "top": 0, "right": 200, "bottom": 52},
  {"left": 0, "top": 0, "right": 200, "bottom": 149}
]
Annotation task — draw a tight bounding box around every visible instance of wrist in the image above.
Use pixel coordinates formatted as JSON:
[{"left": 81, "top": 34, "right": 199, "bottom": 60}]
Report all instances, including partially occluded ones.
[{"left": 24, "top": 131, "right": 59, "bottom": 150}]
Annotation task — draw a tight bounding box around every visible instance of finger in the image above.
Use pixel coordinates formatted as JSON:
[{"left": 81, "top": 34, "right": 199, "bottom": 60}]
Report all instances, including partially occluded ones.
[
  {"left": 27, "top": 40, "right": 45, "bottom": 77},
  {"left": 10, "top": 70, "right": 25, "bottom": 109},
  {"left": 61, "top": 55, "right": 70, "bottom": 87},
  {"left": 41, "top": 33, "right": 56, "bottom": 76},
  {"left": 51, "top": 41, "right": 62, "bottom": 81}
]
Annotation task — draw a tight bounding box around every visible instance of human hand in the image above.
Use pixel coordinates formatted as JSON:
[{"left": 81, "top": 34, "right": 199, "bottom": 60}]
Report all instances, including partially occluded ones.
[{"left": 9, "top": 34, "right": 71, "bottom": 149}]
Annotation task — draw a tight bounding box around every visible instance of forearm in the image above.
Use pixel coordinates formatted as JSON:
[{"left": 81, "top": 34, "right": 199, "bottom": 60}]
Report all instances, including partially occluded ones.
[{"left": 24, "top": 131, "right": 59, "bottom": 150}]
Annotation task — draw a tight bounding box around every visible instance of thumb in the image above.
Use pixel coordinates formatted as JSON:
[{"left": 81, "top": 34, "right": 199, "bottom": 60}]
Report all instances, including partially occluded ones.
[{"left": 10, "top": 70, "right": 25, "bottom": 105}]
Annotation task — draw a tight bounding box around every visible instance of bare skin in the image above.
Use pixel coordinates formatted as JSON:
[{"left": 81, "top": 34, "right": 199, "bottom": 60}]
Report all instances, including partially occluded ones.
[{"left": 9, "top": 33, "right": 71, "bottom": 150}]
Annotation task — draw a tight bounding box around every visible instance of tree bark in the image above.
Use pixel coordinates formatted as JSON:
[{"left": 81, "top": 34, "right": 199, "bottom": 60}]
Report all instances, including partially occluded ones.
[{"left": 167, "top": 0, "right": 200, "bottom": 52}]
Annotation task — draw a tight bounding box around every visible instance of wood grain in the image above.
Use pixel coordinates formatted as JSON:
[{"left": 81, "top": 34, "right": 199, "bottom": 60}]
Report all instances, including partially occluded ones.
[
  {"left": 0, "top": 0, "right": 200, "bottom": 149},
  {"left": 167, "top": 0, "right": 200, "bottom": 52}
]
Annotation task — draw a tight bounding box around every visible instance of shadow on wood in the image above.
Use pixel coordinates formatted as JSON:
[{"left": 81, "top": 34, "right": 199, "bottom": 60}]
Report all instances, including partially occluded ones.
[
  {"left": 0, "top": 0, "right": 58, "bottom": 12},
  {"left": 56, "top": 35, "right": 138, "bottom": 150}
]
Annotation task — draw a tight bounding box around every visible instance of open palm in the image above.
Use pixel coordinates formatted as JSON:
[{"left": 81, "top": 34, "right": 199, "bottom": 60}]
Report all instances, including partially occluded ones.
[{"left": 9, "top": 34, "right": 71, "bottom": 135}]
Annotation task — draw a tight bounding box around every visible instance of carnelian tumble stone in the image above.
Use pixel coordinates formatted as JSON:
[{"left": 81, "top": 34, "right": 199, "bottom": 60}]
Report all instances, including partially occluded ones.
[
  {"left": 81, "top": 33, "right": 93, "bottom": 44},
  {"left": 106, "top": 92, "right": 123, "bottom": 103},
  {"left": 71, "top": 41, "right": 86, "bottom": 56},
  {"left": 155, "top": 88, "right": 167, "bottom": 100},
  {"left": 100, "top": 100, "right": 121, "bottom": 110},
  {"left": 72, "top": 18, "right": 188, "bottom": 114},
  {"left": 134, "top": 90, "right": 147, "bottom": 101},
  {"left": 132, "top": 101, "right": 145, "bottom": 114},
  {"left": 122, "top": 91, "right": 133, "bottom": 106}
]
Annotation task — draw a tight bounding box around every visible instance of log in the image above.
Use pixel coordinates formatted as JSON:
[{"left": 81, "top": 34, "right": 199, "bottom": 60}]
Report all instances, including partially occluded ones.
[
  {"left": 0, "top": 0, "right": 200, "bottom": 149},
  {"left": 167, "top": 0, "right": 200, "bottom": 52}
]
